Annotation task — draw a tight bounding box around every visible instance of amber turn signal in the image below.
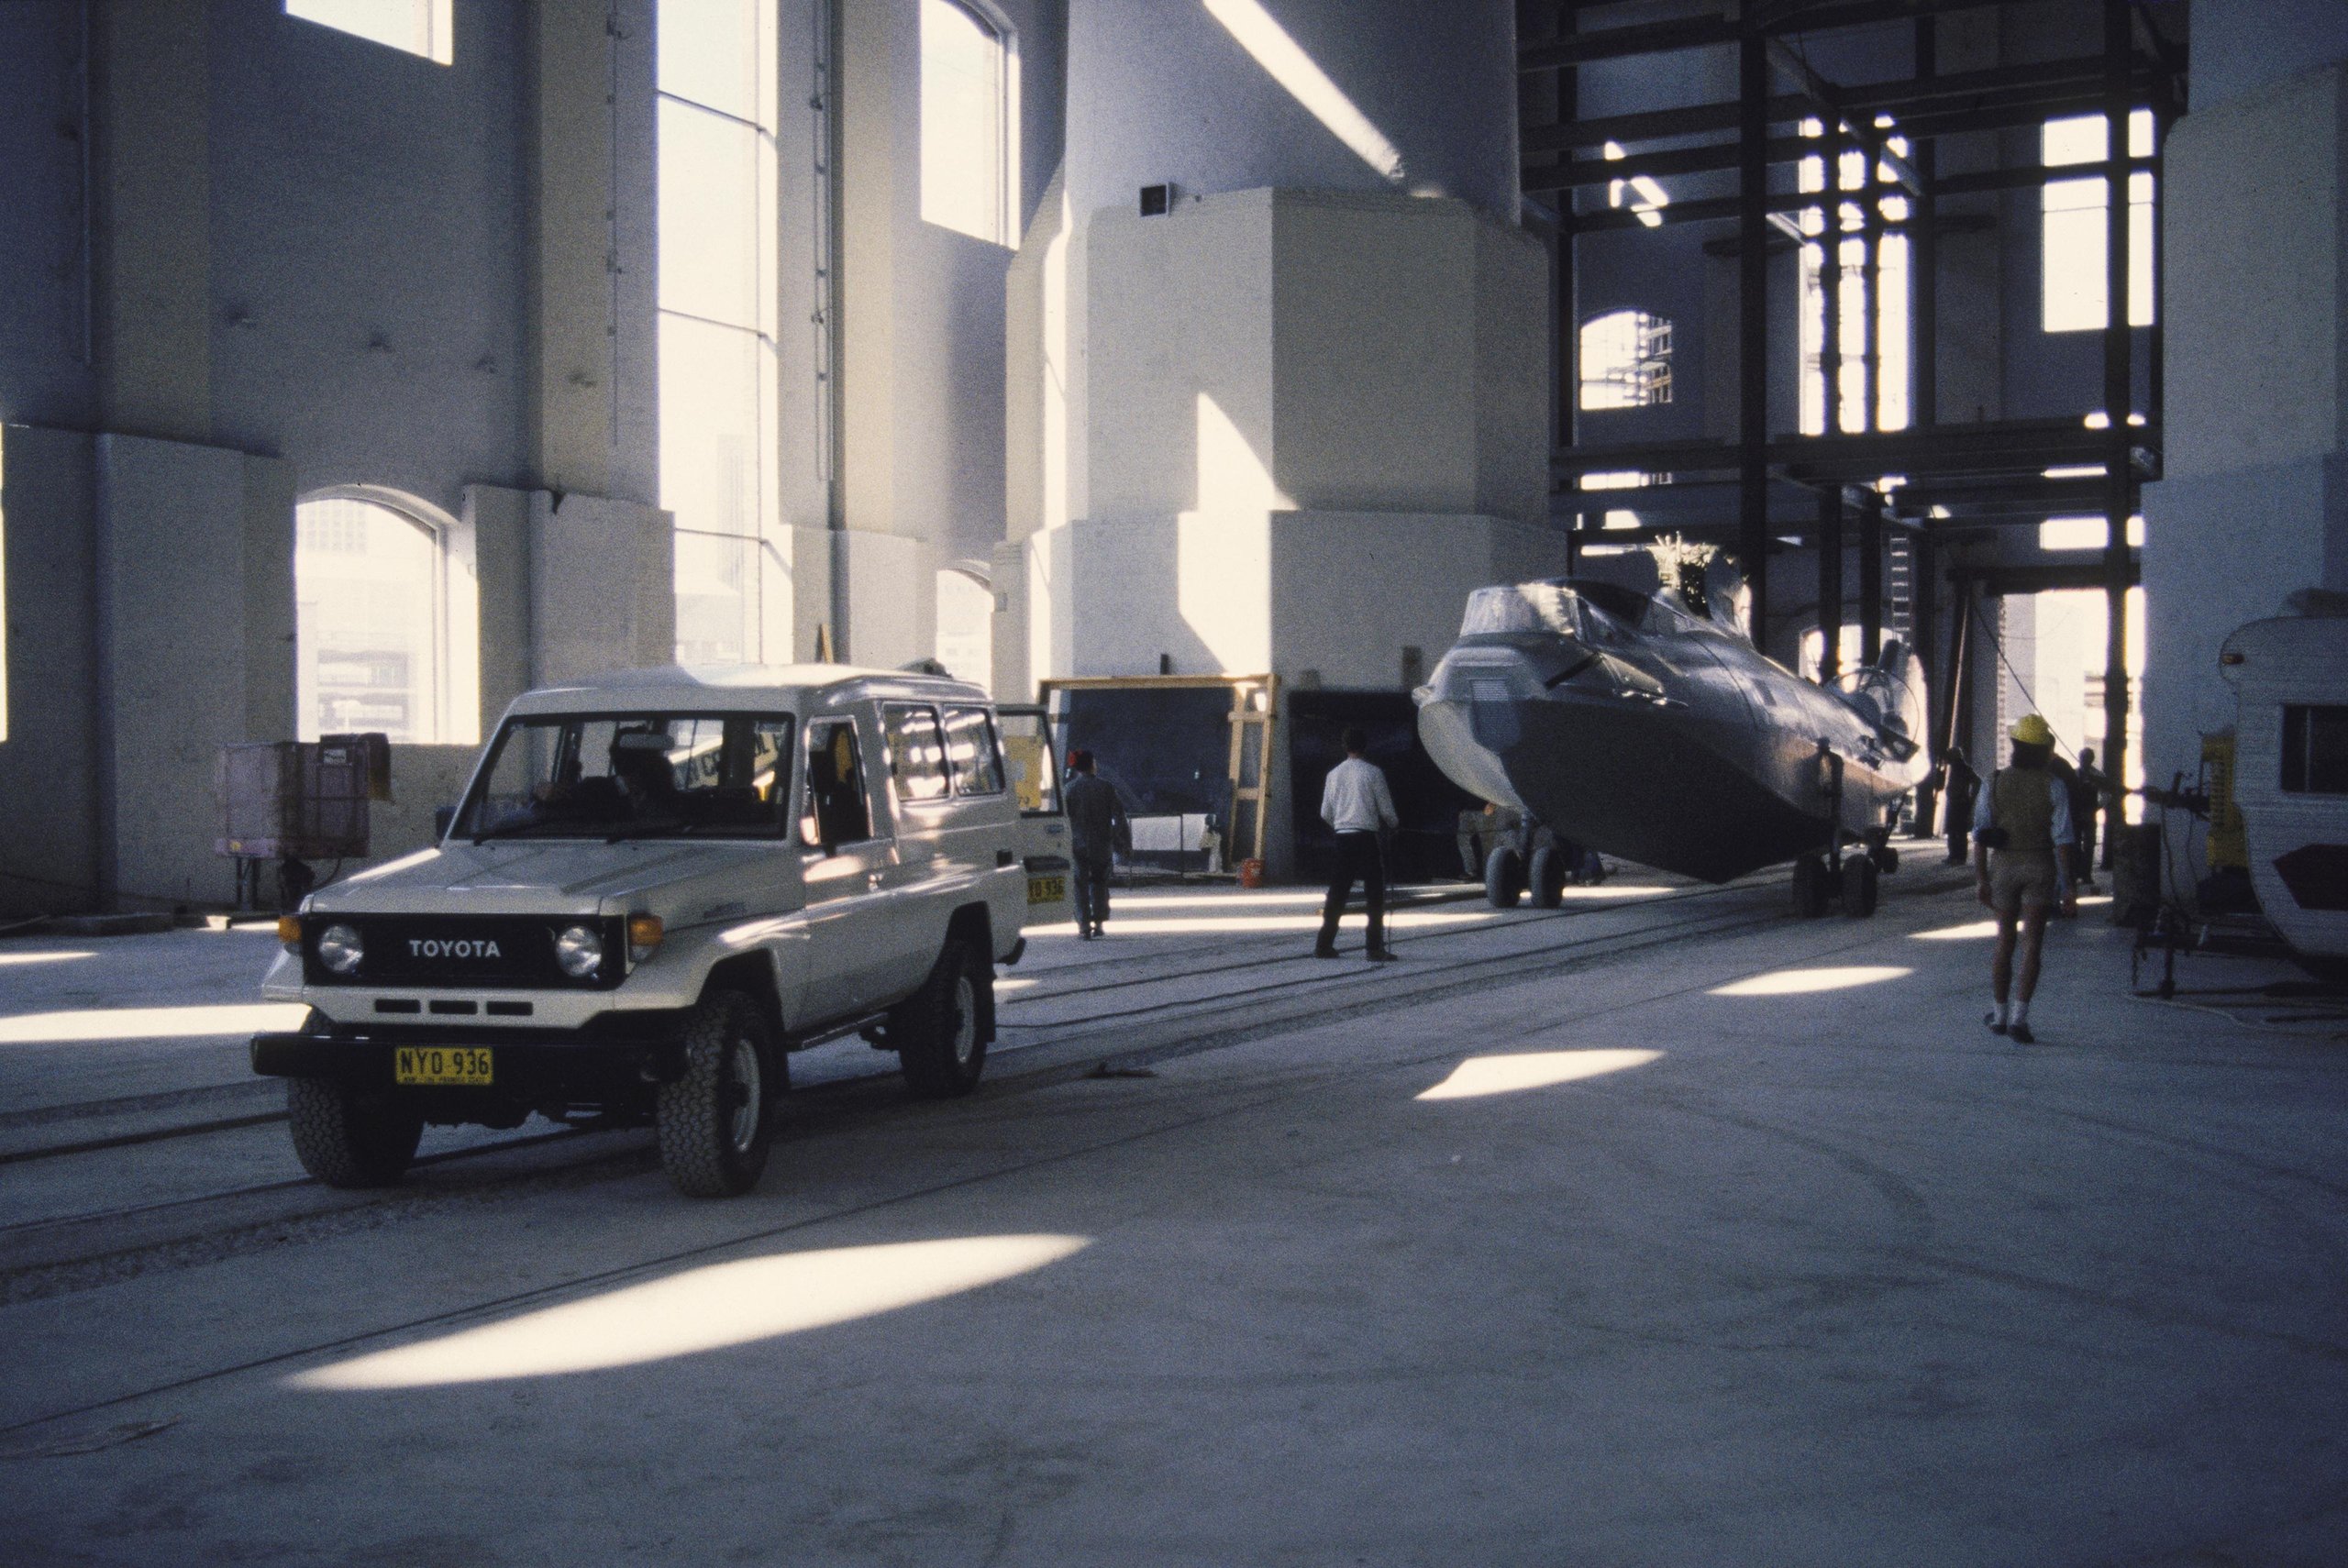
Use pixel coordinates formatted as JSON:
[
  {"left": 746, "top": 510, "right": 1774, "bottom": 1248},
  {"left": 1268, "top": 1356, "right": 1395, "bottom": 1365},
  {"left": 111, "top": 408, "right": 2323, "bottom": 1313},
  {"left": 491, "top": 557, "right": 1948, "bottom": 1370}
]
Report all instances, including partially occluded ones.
[
  {"left": 626, "top": 913, "right": 664, "bottom": 964},
  {"left": 277, "top": 915, "right": 302, "bottom": 953}
]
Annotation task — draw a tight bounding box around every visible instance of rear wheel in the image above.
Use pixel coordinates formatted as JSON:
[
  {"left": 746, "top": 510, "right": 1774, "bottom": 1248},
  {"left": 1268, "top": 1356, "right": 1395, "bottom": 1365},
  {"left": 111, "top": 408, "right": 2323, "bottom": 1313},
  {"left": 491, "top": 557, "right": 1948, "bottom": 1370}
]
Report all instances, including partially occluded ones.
[
  {"left": 286, "top": 1079, "right": 424, "bottom": 1188},
  {"left": 1484, "top": 845, "right": 1525, "bottom": 910},
  {"left": 1873, "top": 844, "right": 1901, "bottom": 875},
  {"left": 656, "top": 990, "right": 777, "bottom": 1198},
  {"left": 895, "top": 937, "right": 991, "bottom": 1099},
  {"left": 1841, "top": 854, "right": 1881, "bottom": 918},
  {"left": 1527, "top": 846, "right": 1567, "bottom": 910},
  {"left": 1791, "top": 856, "right": 1830, "bottom": 919}
]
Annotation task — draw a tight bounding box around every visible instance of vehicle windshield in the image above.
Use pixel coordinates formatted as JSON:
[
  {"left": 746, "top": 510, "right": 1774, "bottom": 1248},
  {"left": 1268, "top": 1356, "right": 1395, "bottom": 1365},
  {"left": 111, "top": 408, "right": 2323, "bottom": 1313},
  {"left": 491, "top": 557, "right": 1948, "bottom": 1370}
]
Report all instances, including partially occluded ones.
[{"left": 453, "top": 712, "right": 794, "bottom": 841}]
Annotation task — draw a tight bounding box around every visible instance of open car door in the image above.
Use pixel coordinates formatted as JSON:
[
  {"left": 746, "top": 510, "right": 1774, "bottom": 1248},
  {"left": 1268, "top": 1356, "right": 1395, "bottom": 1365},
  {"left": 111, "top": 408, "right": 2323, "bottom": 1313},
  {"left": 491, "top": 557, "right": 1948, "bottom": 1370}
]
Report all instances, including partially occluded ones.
[{"left": 996, "top": 704, "right": 1073, "bottom": 930}]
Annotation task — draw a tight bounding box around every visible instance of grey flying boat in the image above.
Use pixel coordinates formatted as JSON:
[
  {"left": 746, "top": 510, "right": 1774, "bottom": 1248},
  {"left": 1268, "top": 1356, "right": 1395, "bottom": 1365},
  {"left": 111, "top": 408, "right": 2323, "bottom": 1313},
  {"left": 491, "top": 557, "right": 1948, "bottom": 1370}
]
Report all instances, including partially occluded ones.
[{"left": 1415, "top": 577, "right": 1930, "bottom": 913}]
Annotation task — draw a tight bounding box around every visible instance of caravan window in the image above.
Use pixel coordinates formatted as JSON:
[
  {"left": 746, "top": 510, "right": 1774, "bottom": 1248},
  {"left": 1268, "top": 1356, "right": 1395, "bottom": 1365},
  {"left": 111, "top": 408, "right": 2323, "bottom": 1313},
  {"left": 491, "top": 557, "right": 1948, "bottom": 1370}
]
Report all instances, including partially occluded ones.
[{"left": 2282, "top": 705, "right": 2348, "bottom": 795}]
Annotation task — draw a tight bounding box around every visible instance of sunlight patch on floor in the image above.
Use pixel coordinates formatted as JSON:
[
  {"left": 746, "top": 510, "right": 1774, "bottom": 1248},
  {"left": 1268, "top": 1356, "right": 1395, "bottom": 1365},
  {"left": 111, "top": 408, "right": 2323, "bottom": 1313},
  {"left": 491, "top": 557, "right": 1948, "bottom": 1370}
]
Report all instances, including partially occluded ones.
[
  {"left": 1416, "top": 1048, "right": 1661, "bottom": 1101},
  {"left": 0, "top": 1002, "right": 311, "bottom": 1043},
  {"left": 1709, "top": 966, "right": 1912, "bottom": 997},
  {"left": 289, "top": 1235, "right": 1091, "bottom": 1391}
]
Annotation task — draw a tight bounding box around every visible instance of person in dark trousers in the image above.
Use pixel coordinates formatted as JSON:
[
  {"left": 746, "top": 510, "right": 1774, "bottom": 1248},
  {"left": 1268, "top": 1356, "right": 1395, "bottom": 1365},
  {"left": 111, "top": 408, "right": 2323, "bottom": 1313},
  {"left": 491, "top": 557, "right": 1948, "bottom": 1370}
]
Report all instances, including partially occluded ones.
[
  {"left": 2071, "top": 745, "right": 2106, "bottom": 889},
  {"left": 1975, "top": 714, "right": 2079, "bottom": 1044},
  {"left": 1942, "top": 745, "right": 1979, "bottom": 865},
  {"left": 1062, "top": 748, "right": 1126, "bottom": 940},
  {"left": 1315, "top": 728, "right": 1400, "bottom": 962}
]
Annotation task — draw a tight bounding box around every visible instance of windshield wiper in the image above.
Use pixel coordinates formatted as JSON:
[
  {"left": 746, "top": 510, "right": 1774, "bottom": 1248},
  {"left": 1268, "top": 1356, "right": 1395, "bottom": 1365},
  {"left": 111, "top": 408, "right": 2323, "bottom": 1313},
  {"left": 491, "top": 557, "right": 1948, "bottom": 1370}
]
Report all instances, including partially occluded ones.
[{"left": 469, "top": 820, "right": 557, "bottom": 845}]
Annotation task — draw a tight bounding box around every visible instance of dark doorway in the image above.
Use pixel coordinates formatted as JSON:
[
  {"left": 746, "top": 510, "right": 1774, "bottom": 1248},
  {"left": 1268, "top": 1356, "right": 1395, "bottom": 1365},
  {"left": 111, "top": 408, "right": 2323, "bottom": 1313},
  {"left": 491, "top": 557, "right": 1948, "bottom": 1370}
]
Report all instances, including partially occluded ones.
[
  {"left": 1289, "top": 690, "right": 1477, "bottom": 886},
  {"left": 1054, "top": 685, "right": 1235, "bottom": 873}
]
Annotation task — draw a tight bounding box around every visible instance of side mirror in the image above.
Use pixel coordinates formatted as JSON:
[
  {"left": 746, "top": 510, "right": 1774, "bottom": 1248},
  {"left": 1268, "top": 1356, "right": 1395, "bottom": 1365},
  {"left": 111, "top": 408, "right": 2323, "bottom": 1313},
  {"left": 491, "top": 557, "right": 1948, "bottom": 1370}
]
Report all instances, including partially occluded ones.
[{"left": 434, "top": 805, "right": 458, "bottom": 838}]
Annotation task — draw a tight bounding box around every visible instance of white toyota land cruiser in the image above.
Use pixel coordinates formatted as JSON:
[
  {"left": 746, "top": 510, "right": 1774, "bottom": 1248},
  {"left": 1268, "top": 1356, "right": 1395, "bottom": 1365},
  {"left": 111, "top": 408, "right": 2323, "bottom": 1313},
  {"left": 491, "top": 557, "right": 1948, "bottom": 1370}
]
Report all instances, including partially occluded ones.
[{"left": 252, "top": 665, "right": 1070, "bottom": 1197}]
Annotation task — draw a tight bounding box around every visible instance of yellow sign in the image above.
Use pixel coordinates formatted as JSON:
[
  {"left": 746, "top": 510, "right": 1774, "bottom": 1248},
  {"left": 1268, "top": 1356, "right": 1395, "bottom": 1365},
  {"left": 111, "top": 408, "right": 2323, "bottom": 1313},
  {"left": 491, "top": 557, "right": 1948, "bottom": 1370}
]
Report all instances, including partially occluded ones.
[{"left": 1026, "top": 875, "right": 1066, "bottom": 906}]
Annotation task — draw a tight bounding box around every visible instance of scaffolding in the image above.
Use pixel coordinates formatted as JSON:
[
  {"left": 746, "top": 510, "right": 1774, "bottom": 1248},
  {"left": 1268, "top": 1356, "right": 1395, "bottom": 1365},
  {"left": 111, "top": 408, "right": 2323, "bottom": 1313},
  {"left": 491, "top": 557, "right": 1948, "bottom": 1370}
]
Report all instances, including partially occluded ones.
[{"left": 1524, "top": 0, "right": 2185, "bottom": 824}]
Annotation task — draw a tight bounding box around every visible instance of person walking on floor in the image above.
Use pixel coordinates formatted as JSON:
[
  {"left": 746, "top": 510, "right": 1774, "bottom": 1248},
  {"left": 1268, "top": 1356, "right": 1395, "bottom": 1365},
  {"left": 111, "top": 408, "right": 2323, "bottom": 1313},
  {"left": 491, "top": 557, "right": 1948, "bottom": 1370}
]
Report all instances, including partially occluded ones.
[
  {"left": 1975, "top": 714, "right": 2079, "bottom": 1044},
  {"left": 1063, "top": 748, "right": 1127, "bottom": 940},
  {"left": 1315, "top": 728, "right": 1400, "bottom": 962}
]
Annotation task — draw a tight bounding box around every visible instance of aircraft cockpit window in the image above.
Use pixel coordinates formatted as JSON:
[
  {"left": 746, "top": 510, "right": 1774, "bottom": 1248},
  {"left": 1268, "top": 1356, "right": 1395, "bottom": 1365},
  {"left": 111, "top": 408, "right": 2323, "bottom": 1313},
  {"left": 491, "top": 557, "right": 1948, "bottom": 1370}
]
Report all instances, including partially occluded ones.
[{"left": 1462, "top": 585, "right": 1580, "bottom": 639}]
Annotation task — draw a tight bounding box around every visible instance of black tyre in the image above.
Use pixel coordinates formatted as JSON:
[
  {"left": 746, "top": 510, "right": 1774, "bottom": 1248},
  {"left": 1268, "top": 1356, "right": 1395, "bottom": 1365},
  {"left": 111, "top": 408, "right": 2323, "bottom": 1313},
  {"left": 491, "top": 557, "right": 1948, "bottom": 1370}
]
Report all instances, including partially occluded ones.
[
  {"left": 1841, "top": 853, "right": 1881, "bottom": 918},
  {"left": 1873, "top": 844, "right": 1901, "bottom": 875},
  {"left": 656, "top": 989, "right": 777, "bottom": 1198},
  {"left": 1484, "top": 845, "right": 1525, "bottom": 910},
  {"left": 1527, "top": 846, "right": 1567, "bottom": 910},
  {"left": 286, "top": 1078, "right": 424, "bottom": 1188},
  {"left": 1791, "top": 855, "right": 1830, "bottom": 919},
  {"left": 894, "top": 936, "right": 991, "bottom": 1099}
]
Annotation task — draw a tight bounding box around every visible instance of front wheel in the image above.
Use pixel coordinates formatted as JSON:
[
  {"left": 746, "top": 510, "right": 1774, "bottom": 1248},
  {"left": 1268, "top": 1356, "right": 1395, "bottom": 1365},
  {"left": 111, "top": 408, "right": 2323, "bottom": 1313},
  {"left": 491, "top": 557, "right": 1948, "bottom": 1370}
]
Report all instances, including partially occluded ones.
[
  {"left": 1485, "top": 845, "right": 1525, "bottom": 910},
  {"left": 1840, "top": 854, "right": 1881, "bottom": 918},
  {"left": 656, "top": 990, "right": 777, "bottom": 1198},
  {"left": 1526, "top": 846, "right": 1567, "bottom": 910},
  {"left": 894, "top": 937, "right": 991, "bottom": 1099},
  {"left": 286, "top": 1078, "right": 424, "bottom": 1188}
]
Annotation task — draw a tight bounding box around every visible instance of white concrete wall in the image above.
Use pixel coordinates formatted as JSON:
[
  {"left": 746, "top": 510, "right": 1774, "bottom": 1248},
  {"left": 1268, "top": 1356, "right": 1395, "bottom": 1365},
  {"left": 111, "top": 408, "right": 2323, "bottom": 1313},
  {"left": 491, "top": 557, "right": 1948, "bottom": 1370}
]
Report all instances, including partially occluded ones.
[
  {"left": 530, "top": 493, "right": 676, "bottom": 687},
  {"left": 2143, "top": 62, "right": 2348, "bottom": 790},
  {"left": 1064, "top": 0, "right": 1519, "bottom": 223},
  {"left": 91, "top": 434, "right": 295, "bottom": 911}
]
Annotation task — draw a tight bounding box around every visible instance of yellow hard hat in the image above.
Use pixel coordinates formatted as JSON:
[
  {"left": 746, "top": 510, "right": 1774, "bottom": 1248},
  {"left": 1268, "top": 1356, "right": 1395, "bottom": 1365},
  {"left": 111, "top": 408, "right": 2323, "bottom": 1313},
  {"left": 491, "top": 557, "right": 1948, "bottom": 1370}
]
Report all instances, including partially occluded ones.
[{"left": 2010, "top": 713, "right": 2054, "bottom": 746}]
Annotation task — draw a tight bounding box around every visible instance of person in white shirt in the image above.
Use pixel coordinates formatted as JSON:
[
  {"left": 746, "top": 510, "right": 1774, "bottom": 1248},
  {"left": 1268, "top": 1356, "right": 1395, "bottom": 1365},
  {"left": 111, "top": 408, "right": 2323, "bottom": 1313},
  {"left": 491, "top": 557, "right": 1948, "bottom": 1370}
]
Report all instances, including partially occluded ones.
[{"left": 1315, "top": 727, "right": 1400, "bottom": 962}]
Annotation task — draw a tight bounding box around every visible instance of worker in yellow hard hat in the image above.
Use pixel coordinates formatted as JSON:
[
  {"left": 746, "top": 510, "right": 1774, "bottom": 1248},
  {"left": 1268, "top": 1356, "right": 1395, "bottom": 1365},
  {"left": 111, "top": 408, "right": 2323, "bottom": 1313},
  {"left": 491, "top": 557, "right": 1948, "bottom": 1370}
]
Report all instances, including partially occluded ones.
[{"left": 1970, "top": 713, "right": 2079, "bottom": 1043}]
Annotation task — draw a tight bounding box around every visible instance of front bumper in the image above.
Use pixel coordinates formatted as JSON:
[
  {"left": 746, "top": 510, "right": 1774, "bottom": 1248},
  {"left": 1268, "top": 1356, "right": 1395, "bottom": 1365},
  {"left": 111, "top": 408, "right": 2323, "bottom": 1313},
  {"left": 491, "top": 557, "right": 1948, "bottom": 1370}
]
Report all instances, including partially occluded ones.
[{"left": 251, "top": 1026, "right": 683, "bottom": 1105}]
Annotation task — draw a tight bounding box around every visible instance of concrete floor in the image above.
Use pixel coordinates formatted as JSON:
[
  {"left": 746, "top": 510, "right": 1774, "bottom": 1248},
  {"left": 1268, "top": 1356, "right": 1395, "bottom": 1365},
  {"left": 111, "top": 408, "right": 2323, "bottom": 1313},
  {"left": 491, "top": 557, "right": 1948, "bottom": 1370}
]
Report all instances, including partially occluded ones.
[{"left": 2, "top": 871, "right": 2345, "bottom": 1564}]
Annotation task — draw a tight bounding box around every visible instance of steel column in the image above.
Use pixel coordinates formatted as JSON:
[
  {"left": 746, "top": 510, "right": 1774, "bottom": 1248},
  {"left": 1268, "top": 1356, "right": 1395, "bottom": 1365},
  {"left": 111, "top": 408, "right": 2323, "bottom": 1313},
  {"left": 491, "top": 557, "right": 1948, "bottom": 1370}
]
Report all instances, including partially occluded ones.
[
  {"left": 2099, "top": 0, "right": 2133, "bottom": 850},
  {"left": 1818, "top": 485, "right": 1845, "bottom": 682},
  {"left": 1859, "top": 498, "right": 1884, "bottom": 664},
  {"left": 1738, "top": 28, "right": 1771, "bottom": 646}
]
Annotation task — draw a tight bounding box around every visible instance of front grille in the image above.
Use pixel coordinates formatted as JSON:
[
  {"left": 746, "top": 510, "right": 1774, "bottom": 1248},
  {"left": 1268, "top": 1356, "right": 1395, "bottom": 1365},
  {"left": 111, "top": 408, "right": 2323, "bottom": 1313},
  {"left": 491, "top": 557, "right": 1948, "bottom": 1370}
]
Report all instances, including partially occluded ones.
[{"left": 305, "top": 915, "right": 625, "bottom": 990}]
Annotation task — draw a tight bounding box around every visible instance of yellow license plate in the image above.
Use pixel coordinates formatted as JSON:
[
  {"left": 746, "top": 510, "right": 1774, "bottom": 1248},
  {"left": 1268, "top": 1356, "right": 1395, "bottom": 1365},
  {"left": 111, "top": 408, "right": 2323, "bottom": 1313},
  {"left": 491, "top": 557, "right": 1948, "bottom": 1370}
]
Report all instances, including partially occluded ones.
[
  {"left": 1027, "top": 875, "right": 1066, "bottom": 905},
  {"left": 393, "top": 1046, "right": 493, "bottom": 1087}
]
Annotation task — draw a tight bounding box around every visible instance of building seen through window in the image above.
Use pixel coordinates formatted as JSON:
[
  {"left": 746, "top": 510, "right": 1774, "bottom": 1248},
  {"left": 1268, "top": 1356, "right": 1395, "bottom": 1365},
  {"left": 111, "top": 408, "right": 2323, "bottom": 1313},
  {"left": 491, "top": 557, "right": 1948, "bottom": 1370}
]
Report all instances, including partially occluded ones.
[
  {"left": 295, "top": 496, "right": 445, "bottom": 743},
  {"left": 659, "top": 0, "right": 778, "bottom": 664},
  {"left": 2043, "top": 109, "right": 2155, "bottom": 332},
  {"left": 921, "top": 0, "right": 1014, "bottom": 246},
  {"left": 1579, "top": 310, "right": 1672, "bottom": 410}
]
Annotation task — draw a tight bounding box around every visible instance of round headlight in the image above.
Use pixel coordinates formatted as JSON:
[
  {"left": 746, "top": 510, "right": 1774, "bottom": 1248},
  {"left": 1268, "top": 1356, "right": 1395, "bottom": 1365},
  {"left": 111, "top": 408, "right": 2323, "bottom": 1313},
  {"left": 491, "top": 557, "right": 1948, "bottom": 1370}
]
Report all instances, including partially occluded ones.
[
  {"left": 317, "top": 923, "right": 364, "bottom": 975},
  {"left": 555, "top": 924, "right": 604, "bottom": 979}
]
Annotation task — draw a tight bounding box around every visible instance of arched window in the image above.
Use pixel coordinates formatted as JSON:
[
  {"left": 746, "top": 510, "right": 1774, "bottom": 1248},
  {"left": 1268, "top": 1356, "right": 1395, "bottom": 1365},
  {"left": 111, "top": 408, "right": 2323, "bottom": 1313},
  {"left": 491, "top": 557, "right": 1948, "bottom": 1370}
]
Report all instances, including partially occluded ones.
[
  {"left": 294, "top": 492, "right": 471, "bottom": 744},
  {"left": 1579, "top": 310, "right": 1672, "bottom": 411},
  {"left": 921, "top": 0, "right": 1015, "bottom": 246}
]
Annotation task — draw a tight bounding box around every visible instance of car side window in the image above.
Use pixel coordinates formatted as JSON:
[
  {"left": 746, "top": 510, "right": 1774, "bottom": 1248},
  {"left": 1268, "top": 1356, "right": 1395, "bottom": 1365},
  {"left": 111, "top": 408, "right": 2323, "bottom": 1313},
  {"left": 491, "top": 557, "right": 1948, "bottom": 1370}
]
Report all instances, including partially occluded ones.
[
  {"left": 881, "top": 703, "right": 951, "bottom": 803},
  {"left": 801, "top": 718, "right": 875, "bottom": 852},
  {"left": 942, "top": 707, "right": 1006, "bottom": 796}
]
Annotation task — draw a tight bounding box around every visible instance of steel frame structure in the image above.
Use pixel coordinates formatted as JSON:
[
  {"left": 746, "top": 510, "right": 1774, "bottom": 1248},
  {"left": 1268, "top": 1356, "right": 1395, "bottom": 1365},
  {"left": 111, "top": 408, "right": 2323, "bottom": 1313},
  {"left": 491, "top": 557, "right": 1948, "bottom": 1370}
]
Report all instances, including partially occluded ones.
[{"left": 1524, "top": 0, "right": 2185, "bottom": 823}]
